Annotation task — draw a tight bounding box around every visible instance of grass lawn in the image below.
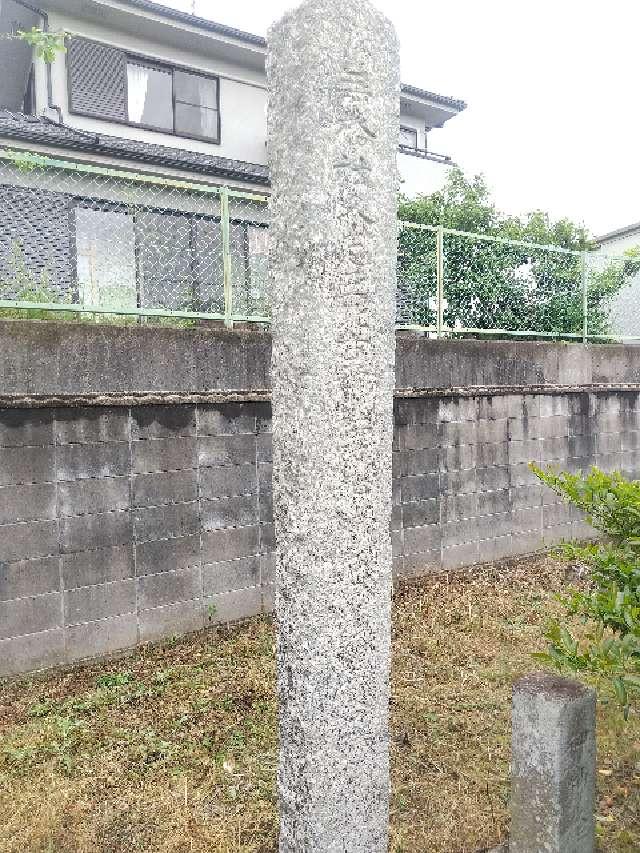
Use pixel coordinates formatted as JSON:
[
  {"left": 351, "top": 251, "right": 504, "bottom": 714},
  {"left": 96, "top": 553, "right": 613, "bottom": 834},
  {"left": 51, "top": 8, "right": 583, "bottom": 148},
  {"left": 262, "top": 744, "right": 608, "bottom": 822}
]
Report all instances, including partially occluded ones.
[{"left": 0, "top": 555, "right": 638, "bottom": 852}]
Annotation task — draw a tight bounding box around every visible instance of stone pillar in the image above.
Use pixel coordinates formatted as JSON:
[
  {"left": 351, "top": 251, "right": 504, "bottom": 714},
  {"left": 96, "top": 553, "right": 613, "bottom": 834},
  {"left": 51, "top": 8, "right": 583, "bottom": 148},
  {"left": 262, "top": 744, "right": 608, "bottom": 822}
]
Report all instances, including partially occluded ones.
[
  {"left": 510, "top": 672, "right": 596, "bottom": 853},
  {"left": 267, "top": 1, "right": 400, "bottom": 850}
]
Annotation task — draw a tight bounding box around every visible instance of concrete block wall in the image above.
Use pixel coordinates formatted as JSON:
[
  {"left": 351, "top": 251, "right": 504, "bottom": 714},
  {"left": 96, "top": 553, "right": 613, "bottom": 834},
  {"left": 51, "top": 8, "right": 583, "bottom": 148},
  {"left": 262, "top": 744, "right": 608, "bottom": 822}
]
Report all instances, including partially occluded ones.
[
  {"left": 4, "top": 322, "right": 640, "bottom": 677},
  {"left": 392, "top": 390, "right": 640, "bottom": 578},
  {"left": 0, "top": 403, "right": 274, "bottom": 677},
  {"left": 3, "top": 390, "right": 640, "bottom": 677}
]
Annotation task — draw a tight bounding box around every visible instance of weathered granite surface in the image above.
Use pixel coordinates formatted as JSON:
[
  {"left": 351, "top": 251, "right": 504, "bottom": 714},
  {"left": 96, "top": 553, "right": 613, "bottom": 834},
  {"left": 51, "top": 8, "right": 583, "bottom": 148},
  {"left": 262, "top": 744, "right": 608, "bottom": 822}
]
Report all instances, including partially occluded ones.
[{"left": 267, "top": 0, "right": 400, "bottom": 849}]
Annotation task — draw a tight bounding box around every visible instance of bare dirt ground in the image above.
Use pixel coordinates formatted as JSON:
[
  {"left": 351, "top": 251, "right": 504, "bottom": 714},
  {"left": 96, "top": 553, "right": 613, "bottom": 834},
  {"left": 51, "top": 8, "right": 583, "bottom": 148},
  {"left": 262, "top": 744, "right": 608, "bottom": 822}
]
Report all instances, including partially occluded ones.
[{"left": 0, "top": 554, "right": 638, "bottom": 852}]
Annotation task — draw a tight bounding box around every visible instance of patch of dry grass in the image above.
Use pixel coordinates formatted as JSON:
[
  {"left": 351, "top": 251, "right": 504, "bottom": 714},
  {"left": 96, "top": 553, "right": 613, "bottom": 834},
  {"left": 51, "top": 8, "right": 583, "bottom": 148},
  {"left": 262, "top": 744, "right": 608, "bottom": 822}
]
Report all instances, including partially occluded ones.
[{"left": 0, "top": 555, "right": 638, "bottom": 852}]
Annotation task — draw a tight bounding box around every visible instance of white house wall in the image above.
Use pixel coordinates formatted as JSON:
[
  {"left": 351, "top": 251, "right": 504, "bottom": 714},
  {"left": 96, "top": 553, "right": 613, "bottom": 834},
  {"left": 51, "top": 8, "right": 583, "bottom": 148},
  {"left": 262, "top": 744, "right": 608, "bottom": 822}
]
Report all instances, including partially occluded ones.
[
  {"left": 36, "top": 10, "right": 269, "bottom": 167},
  {"left": 31, "top": 10, "right": 434, "bottom": 183}
]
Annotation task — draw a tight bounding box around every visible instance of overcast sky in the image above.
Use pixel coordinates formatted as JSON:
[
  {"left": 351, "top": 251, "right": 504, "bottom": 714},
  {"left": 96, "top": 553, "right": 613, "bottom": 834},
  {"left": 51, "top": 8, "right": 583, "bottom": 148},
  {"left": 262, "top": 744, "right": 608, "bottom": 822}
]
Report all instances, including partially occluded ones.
[{"left": 169, "top": 0, "right": 638, "bottom": 237}]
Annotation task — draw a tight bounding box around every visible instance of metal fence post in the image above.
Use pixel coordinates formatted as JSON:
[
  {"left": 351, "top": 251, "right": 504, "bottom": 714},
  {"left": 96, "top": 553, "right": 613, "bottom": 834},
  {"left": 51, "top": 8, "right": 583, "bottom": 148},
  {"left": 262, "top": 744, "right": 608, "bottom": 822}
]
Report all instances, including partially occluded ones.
[
  {"left": 221, "top": 186, "right": 233, "bottom": 328},
  {"left": 581, "top": 251, "right": 588, "bottom": 343},
  {"left": 436, "top": 224, "right": 444, "bottom": 338}
]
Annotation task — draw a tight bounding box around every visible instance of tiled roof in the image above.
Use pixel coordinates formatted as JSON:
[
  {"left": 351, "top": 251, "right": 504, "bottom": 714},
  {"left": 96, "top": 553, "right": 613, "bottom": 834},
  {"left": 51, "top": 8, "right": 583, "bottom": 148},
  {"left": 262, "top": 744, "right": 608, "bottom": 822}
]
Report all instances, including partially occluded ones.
[
  {"left": 400, "top": 84, "right": 467, "bottom": 113},
  {"left": 0, "top": 111, "right": 270, "bottom": 185}
]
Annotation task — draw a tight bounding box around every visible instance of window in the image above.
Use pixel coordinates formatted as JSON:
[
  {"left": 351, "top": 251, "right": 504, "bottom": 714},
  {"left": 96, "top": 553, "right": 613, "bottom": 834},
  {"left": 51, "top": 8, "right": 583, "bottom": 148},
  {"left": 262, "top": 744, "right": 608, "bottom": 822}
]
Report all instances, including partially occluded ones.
[
  {"left": 399, "top": 126, "right": 418, "bottom": 149},
  {"left": 174, "top": 70, "right": 219, "bottom": 141},
  {"left": 127, "top": 62, "right": 173, "bottom": 131},
  {"left": 75, "top": 207, "right": 137, "bottom": 310},
  {"left": 68, "top": 38, "right": 220, "bottom": 143}
]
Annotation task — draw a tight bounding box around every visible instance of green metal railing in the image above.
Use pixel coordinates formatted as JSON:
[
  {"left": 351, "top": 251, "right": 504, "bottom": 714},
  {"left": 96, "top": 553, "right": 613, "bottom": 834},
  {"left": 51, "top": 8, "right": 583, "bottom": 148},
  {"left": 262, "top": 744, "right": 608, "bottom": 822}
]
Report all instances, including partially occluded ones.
[{"left": 1, "top": 148, "right": 639, "bottom": 340}]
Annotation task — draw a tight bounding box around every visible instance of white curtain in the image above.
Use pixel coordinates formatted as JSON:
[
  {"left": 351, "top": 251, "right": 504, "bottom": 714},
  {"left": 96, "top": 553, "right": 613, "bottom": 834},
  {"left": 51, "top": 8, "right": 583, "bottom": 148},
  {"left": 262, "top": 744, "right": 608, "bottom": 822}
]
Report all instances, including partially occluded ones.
[{"left": 127, "top": 64, "right": 149, "bottom": 124}]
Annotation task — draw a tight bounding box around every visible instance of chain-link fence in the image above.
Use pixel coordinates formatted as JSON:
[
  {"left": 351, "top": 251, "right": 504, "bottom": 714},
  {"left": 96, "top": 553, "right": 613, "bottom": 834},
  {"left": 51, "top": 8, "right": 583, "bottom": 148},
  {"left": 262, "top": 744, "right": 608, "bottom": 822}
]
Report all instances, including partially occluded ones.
[
  {"left": 397, "top": 222, "right": 640, "bottom": 341},
  {"left": 2, "top": 148, "right": 640, "bottom": 340},
  {"left": 0, "top": 149, "right": 269, "bottom": 326}
]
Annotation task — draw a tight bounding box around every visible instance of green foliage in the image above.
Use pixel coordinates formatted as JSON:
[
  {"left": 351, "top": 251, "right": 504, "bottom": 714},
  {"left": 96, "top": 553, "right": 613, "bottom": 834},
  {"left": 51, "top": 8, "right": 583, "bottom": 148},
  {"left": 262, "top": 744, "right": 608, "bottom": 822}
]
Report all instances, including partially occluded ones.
[
  {"left": 531, "top": 464, "right": 640, "bottom": 717},
  {"left": 0, "top": 242, "right": 78, "bottom": 321},
  {"left": 398, "top": 169, "right": 640, "bottom": 337},
  {"left": 16, "top": 27, "right": 67, "bottom": 64}
]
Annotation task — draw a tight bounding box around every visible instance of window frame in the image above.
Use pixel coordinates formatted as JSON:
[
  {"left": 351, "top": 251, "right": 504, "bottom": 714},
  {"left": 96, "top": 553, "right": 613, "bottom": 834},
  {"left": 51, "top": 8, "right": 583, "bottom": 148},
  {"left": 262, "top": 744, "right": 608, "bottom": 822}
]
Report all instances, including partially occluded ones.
[
  {"left": 399, "top": 125, "right": 419, "bottom": 150},
  {"left": 67, "top": 39, "right": 221, "bottom": 145}
]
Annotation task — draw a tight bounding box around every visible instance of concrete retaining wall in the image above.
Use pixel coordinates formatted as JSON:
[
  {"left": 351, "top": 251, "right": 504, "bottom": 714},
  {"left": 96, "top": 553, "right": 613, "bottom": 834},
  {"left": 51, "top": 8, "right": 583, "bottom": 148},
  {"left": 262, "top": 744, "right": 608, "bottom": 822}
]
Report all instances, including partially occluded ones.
[{"left": 2, "top": 321, "right": 640, "bottom": 677}]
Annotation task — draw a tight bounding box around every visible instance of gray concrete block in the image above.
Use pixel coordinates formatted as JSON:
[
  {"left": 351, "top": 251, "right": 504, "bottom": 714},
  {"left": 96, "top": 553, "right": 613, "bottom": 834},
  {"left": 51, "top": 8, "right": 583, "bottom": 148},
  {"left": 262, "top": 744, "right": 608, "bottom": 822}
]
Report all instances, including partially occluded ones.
[
  {"left": 399, "top": 423, "right": 442, "bottom": 452},
  {"left": 0, "top": 446, "right": 55, "bottom": 486},
  {"left": 198, "top": 403, "right": 256, "bottom": 436},
  {"left": 0, "top": 591, "right": 62, "bottom": 639},
  {"left": 440, "top": 492, "right": 478, "bottom": 523},
  {"left": 204, "top": 586, "right": 261, "bottom": 624},
  {"left": 476, "top": 442, "right": 509, "bottom": 468},
  {"left": 509, "top": 484, "right": 543, "bottom": 511},
  {"left": 404, "top": 523, "right": 441, "bottom": 556},
  {"left": 202, "top": 525, "right": 260, "bottom": 563},
  {"left": 0, "top": 520, "right": 58, "bottom": 562},
  {"left": 439, "top": 397, "right": 479, "bottom": 423},
  {"left": 568, "top": 434, "right": 596, "bottom": 458},
  {"left": 61, "top": 511, "right": 131, "bottom": 554},
  {"left": 257, "top": 462, "right": 272, "bottom": 493},
  {"left": 202, "top": 555, "right": 260, "bottom": 596},
  {"left": 64, "top": 578, "right": 136, "bottom": 626},
  {"left": 539, "top": 396, "right": 569, "bottom": 418},
  {"left": 442, "top": 517, "right": 479, "bottom": 548},
  {"left": 400, "top": 549, "right": 441, "bottom": 578},
  {"left": 259, "top": 523, "right": 275, "bottom": 554},
  {"left": 261, "top": 583, "right": 275, "bottom": 614},
  {"left": 137, "top": 565, "right": 202, "bottom": 610},
  {"left": 66, "top": 613, "right": 138, "bottom": 663},
  {"left": 439, "top": 443, "right": 477, "bottom": 473},
  {"left": 134, "top": 502, "right": 199, "bottom": 543},
  {"left": 510, "top": 673, "right": 596, "bottom": 853},
  {"left": 508, "top": 438, "right": 541, "bottom": 466},
  {"left": 58, "top": 477, "right": 130, "bottom": 517},
  {"left": 198, "top": 434, "right": 256, "bottom": 468},
  {"left": 442, "top": 541, "right": 479, "bottom": 569},
  {"left": 394, "top": 397, "right": 439, "bottom": 426},
  {"left": 440, "top": 467, "right": 477, "bottom": 496},
  {"left": 256, "top": 432, "right": 272, "bottom": 463},
  {"left": 259, "top": 488, "right": 273, "bottom": 523},
  {"left": 476, "top": 489, "right": 511, "bottom": 517},
  {"left": 401, "top": 473, "right": 439, "bottom": 503},
  {"left": 61, "top": 545, "right": 134, "bottom": 595},
  {"left": 0, "top": 483, "right": 56, "bottom": 524},
  {"left": 131, "top": 405, "right": 196, "bottom": 439},
  {"left": 135, "top": 534, "right": 200, "bottom": 577},
  {"left": 0, "top": 409, "right": 54, "bottom": 448},
  {"left": 0, "top": 628, "right": 65, "bottom": 677},
  {"left": 56, "top": 443, "right": 129, "bottom": 482},
  {"left": 132, "top": 469, "right": 198, "bottom": 507},
  {"left": 201, "top": 495, "right": 257, "bottom": 532},
  {"left": 402, "top": 499, "right": 439, "bottom": 529},
  {"left": 131, "top": 437, "right": 197, "bottom": 474},
  {"left": 0, "top": 555, "right": 60, "bottom": 601},
  {"left": 596, "top": 432, "right": 622, "bottom": 454},
  {"left": 200, "top": 463, "right": 257, "bottom": 500},
  {"left": 390, "top": 504, "right": 402, "bottom": 531},
  {"left": 476, "top": 418, "right": 509, "bottom": 445},
  {"left": 260, "top": 552, "right": 274, "bottom": 586},
  {"left": 139, "top": 598, "right": 204, "bottom": 643},
  {"left": 54, "top": 407, "right": 129, "bottom": 445},
  {"left": 478, "top": 465, "right": 512, "bottom": 493}
]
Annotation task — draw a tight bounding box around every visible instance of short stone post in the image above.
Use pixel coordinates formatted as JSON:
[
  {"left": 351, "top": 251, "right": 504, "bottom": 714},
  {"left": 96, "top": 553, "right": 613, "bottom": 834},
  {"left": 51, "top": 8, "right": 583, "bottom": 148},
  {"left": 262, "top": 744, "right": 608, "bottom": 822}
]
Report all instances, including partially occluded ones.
[
  {"left": 267, "top": 0, "right": 400, "bottom": 850},
  {"left": 510, "top": 672, "right": 596, "bottom": 853}
]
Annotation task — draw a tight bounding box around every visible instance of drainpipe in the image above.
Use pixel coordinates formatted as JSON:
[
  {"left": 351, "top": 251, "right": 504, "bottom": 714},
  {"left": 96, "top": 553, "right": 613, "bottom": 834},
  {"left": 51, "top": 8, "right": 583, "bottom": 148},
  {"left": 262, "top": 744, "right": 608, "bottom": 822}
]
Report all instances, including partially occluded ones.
[{"left": 12, "top": 0, "right": 64, "bottom": 124}]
